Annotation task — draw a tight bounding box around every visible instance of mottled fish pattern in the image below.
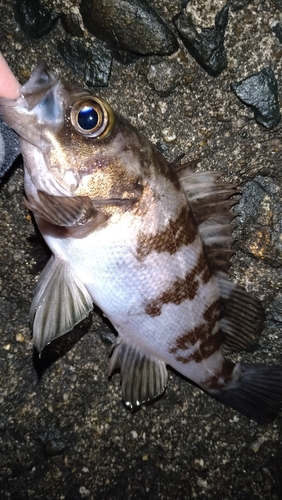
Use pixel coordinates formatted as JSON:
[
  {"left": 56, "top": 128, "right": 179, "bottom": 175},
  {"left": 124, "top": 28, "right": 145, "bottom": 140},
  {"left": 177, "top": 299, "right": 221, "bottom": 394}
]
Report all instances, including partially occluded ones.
[{"left": 1, "top": 64, "right": 282, "bottom": 423}]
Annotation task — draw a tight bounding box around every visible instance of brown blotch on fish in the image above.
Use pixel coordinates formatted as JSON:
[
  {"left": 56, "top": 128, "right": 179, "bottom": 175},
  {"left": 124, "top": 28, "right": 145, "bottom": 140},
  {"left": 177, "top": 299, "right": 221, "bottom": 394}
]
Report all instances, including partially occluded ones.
[
  {"left": 204, "top": 359, "right": 234, "bottom": 391},
  {"left": 136, "top": 205, "right": 198, "bottom": 260},
  {"left": 145, "top": 250, "right": 211, "bottom": 317},
  {"left": 169, "top": 299, "right": 221, "bottom": 363}
]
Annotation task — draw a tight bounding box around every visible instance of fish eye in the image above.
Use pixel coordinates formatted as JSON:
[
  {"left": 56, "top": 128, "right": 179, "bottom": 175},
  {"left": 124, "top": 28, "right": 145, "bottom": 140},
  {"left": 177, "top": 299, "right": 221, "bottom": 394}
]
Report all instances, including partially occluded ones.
[
  {"left": 78, "top": 106, "right": 99, "bottom": 130},
  {"left": 70, "top": 96, "right": 115, "bottom": 138}
]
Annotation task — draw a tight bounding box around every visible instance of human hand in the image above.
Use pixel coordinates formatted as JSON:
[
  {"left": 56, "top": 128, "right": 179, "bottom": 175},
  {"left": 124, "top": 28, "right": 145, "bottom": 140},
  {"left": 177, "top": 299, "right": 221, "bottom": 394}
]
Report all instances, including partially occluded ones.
[
  {"left": 0, "top": 53, "right": 20, "bottom": 99},
  {"left": 0, "top": 53, "right": 21, "bottom": 179}
]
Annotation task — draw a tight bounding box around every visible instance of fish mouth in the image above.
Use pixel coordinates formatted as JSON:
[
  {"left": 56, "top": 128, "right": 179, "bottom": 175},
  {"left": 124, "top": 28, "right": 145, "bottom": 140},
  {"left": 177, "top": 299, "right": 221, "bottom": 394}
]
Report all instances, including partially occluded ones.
[
  {"left": 20, "top": 62, "right": 59, "bottom": 97},
  {"left": 0, "top": 63, "right": 69, "bottom": 143}
]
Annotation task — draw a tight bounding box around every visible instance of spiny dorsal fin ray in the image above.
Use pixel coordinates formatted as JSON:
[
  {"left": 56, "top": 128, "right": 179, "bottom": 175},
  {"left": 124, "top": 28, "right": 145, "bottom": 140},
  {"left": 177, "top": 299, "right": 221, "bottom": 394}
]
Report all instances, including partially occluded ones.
[
  {"left": 175, "top": 164, "right": 239, "bottom": 274},
  {"left": 217, "top": 273, "right": 265, "bottom": 354},
  {"left": 31, "top": 256, "right": 93, "bottom": 353},
  {"left": 109, "top": 338, "right": 168, "bottom": 410}
]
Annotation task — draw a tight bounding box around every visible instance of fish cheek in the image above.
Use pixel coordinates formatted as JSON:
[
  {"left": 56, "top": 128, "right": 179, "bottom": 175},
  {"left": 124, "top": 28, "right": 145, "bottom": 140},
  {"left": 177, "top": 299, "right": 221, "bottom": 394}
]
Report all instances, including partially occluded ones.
[{"left": 77, "top": 157, "right": 143, "bottom": 201}]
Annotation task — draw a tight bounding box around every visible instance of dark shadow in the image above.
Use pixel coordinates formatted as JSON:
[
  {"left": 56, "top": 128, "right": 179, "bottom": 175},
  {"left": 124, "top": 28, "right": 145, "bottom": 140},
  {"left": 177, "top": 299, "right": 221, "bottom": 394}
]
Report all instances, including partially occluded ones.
[
  {"left": 0, "top": 154, "right": 23, "bottom": 186},
  {"left": 27, "top": 223, "right": 51, "bottom": 273},
  {"left": 32, "top": 315, "right": 93, "bottom": 377}
]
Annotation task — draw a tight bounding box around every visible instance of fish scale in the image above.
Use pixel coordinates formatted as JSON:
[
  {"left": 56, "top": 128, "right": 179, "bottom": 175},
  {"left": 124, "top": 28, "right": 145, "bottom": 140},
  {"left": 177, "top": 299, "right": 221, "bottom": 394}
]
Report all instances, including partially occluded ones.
[{"left": 1, "top": 62, "right": 282, "bottom": 423}]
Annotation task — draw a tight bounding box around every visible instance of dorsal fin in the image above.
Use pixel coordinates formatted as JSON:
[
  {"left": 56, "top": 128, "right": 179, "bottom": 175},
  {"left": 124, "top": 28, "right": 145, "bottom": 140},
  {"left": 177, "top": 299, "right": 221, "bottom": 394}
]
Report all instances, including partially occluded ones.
[
  {"left": 174, "top": 160, "right": 265, "bottom": 354},
  {"left": 175, "top": 161, "right": 239, "bottom": 274}
]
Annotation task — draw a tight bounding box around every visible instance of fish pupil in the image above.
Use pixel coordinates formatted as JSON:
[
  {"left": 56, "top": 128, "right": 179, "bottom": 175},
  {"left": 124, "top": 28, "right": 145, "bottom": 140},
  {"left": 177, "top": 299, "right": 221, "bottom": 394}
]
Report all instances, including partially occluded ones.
[{"left": 78, "top": 106, "right": 99, "bottom": 130}]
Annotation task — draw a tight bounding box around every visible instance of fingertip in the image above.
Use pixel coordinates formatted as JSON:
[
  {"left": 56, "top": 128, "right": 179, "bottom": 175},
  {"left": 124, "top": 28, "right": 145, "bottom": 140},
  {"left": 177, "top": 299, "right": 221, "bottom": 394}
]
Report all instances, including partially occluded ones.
[{"left": 0, "top": 53, "right": 20, "bottom": 99}]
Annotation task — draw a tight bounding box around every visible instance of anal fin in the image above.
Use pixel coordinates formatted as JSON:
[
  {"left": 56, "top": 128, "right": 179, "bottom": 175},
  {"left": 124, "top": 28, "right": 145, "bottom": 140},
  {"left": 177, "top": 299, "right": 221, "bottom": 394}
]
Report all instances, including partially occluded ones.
[
  {"left": 109, "top": 339, "right": 168, "bottom": 410},
  {"left": 30, "top": 255, "right": 93, "bottom": 353}
]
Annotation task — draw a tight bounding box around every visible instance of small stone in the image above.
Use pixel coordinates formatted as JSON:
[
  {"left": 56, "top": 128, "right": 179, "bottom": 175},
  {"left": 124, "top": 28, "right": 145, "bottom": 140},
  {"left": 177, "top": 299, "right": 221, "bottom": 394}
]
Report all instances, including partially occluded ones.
[
  {"left": 57, "top": 38, "right": 112, "bottom": 87},
  {"left": 162, "top": 128, "right": 177, "bottom": 143},
  {"left": 14, "top": 0, "right": 59, "bottom": 39},
  {"left": 146, "top": 58, "right": 184, "bottom": 96},
  {"left": 192, "top": 458, "right": 204, "bottom": 470},
  {"left": 271, "top": 21, "right": 282, "bottom": 44},
  {"left": 268, "top": 293, "right": 282, "bottom": 323},
  {"left": 270, "top": 0, "right": 282, "bottom": 9},
  {"left": 229, "top": 0, "right": 252, "bottom": 10},
  {"left": 251, "top": 440, "right": 261, "bottom": 453},
  {"left": 173, "top": 5, "right": 229, "bottom": 76},
  {"left": 15, "top": 332, "right": 25, "bottom": 342},
  {"left": 61, "top": 12, "right": 84, "bottom": 37},
  {"left": 231, "top": 67, "right": 281, "bottom": 129},
  {"left": 238, "top": 176, "right": 282, "bottom": 267},
  {"left": 37, "top": 427, "right": 67, "bottom": 457},
  {"left": 197, "top": 478, "right": 208, "bottom": 489},
  {"left": 79, "top": 486, "right": 90, "bottom": 497},
  {"left": 57, "top": 38, "right": 87, "bottom": 76},
  {"left": 85, "top": 43, "right": 113, "bottom": 88},
  {"left": 80, "top": 0, "right": 178, "bottom": 62}
]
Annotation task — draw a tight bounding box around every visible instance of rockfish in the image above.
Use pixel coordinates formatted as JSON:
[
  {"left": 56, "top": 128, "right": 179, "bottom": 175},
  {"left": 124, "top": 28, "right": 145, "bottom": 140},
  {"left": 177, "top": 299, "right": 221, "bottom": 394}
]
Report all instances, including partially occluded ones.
[{"left": 1, "top": 63, "right": 282, "bottom": 423}]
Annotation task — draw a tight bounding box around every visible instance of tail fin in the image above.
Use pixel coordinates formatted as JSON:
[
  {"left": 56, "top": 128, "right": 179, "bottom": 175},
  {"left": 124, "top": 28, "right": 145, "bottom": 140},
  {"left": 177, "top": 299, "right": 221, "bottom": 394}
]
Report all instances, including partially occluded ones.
[{"left": 210, "top": 363, "right": 282, "bottom": 424}]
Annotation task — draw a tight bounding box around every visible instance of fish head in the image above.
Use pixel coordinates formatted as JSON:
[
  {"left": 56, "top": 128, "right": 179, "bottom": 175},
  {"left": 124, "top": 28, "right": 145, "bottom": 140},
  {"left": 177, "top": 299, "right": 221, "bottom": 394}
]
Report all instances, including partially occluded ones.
[{"left": 0, "top": 63, "right": 145, "bottom": 206}]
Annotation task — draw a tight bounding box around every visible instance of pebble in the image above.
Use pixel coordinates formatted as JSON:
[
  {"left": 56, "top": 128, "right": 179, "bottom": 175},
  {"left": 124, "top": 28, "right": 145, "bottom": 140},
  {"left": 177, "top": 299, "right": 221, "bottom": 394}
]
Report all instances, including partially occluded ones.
[
  {"left": 14, "top": 0, "right": 59, "bottom": 38},
  {"left": 231, "top": 67, "right": 281, "bottom": 129},
  {"left": 146, "top": 58, "right": 184, "bottom": 96},
  {"left": 80, "top": 0, "right": 178, "bottom": 62},
  {"left": 173, "top": 5, "right": 229, "bottom": 76}
]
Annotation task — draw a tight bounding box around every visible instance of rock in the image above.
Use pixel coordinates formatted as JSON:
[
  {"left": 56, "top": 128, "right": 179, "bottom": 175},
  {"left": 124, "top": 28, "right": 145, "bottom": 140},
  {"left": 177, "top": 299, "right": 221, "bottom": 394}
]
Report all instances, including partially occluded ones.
[
  {"left": 268, "top": 293, "right": 282, "bottom": 323},
  {"left": 173, "top": 5, "right": 229, "bottom": 76},
  {"left": 37, "top": 426, "right": 67, "bottom": 457},
  {"left": 85, "top": 42, "right": 113, "bottom": 88},
  {"left": 238, "top": 176, "right": 282, "bottom": 267},
  {"left": 270, "top": 0, "right": 282, "bottom": 9},
  {"left": 57, "top": 38, "right": 112, "bottom": 87},
  {"left": 60, "top": 12, "right": 84, "bottom": 38},
  {"left": 146, "top": 58, "right": 184, "bottom": 96},
  {"left": 272, "top": 21, "right": 282, "bottom": 44},
  {"left": 79, "top": 0, "right": 178, "bottom": 62},
  {"left": 228, "top": 0, "right": 252, "bottom": 10},
  {"left": 231, "top": 67, "right": 281, "bottom": 129},
  {"left": 14, "top": 0, "right": 59, "bottom": 39}
]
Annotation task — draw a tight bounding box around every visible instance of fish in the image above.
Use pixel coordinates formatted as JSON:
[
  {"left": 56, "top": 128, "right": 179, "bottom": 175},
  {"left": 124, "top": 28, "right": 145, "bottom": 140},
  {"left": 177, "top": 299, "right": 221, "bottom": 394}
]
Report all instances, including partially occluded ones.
[{"left": 1, "top": 63, "right": 282, "bottom": 424}]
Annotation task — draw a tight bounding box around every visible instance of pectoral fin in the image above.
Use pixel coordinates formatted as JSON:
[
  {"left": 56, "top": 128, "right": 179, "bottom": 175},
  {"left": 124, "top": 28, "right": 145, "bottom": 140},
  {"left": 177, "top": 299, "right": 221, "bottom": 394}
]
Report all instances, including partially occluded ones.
[
  {"left": 25, "top": 190, "right": 108, "bottom": 233},
  {"left": 30, "top": 256, "right": 93, "bottom": 353},
  {"left": 109, "top": 338, "right": 168, "bottom": 409}
]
